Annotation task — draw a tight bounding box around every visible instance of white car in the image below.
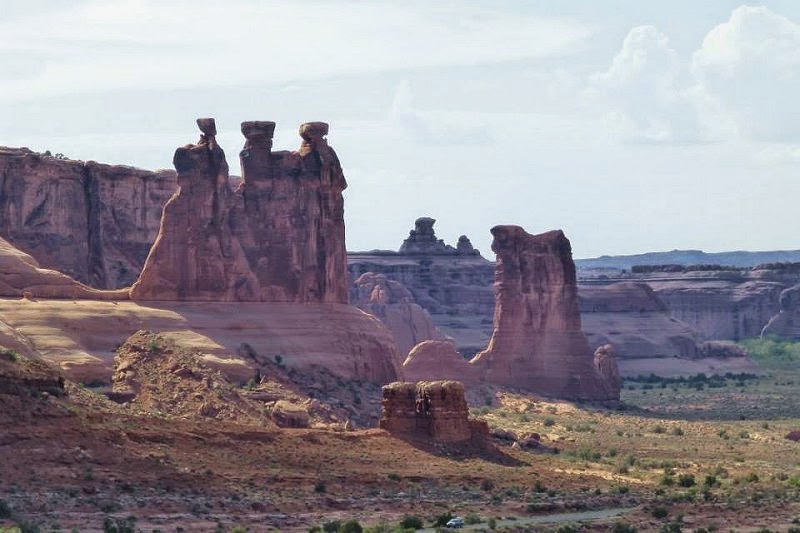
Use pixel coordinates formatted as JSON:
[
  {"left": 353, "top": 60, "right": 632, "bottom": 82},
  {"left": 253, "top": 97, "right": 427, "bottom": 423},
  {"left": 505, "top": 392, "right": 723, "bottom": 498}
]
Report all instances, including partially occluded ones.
[{"left": 446, "top": 517, "right": 465, "bottom": 528}]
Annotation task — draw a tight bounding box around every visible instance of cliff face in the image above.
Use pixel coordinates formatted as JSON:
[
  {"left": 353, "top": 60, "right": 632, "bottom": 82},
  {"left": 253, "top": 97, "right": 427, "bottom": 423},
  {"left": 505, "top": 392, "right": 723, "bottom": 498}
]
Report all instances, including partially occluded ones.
[
  {"left": 0, "top": 147, "right": 176, "bottom": 288},
  {"left": 471, "top": 226, "right": 618, "bottom": 401},
  {"left": 761, "top": 284, "right": 800, "bottom": 340},
  {"left": 131, "top": 119, "right": 349, "bottom": 303},
  {"left": 644, "top": 271, "right": 785, "bottom": 341},
  {"left": 579, "top": 282, "right": 700, "bottom": 360}
]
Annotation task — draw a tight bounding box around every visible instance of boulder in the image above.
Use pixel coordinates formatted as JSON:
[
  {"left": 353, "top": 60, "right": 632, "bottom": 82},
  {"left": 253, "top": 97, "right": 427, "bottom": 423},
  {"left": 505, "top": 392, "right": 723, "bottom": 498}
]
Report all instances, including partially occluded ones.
[
  {"left": 271, "top": 400, "right": 310, "bottom": 428},
  {"left": 402, "top": 340, "right": 481, "bottom": 385},
  {"left": 470, "top": 226, "right": 618, "bottom": 401}
]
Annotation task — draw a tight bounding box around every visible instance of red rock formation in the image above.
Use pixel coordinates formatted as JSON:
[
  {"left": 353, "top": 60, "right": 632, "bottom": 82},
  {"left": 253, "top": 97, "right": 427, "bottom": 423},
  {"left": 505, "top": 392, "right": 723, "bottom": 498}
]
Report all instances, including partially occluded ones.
[
  {"left": 232, "top": 120, "right": 348, "bottom": 302},
  {"left": 379, "top": 380, "right": 488, "bottom": 443},
  {"left": 131, "top": 118, "right": 349, "bottom": 303},
  {"left": 471, "top": 226, "right": 618, "bottom": 401},
  {"left": 593, "top": 344, "right": 620, "bottom": 399},
  {"left": 351, "top": 272, "right": 446, "bottom": 357},
  {"left": 0, "top": 147, "right": 176, "bottom": 288},
  {"left": 0, "top": 236, "right": 128, "bottom": 300},
  {"left": 402, "top": 340, "right": 481, "bottom": 385}
]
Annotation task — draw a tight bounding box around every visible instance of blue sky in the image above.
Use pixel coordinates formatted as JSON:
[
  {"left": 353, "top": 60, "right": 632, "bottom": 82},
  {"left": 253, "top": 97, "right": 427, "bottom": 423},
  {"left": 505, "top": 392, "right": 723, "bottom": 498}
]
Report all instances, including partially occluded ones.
[{"left": 1, "top": 1, "right": 799, "bottom": 257}]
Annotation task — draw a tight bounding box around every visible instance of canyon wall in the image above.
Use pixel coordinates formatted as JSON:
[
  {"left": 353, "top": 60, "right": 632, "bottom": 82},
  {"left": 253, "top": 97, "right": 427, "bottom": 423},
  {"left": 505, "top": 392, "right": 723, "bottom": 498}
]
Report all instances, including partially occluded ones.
[{"left": 0, "top": 147, "right": 176, "bottom": 289}]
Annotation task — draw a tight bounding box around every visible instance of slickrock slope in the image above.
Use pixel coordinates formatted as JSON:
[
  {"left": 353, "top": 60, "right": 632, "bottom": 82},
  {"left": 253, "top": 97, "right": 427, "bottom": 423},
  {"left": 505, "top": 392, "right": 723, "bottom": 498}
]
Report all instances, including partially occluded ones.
[
  {"left": 0, "top": 147, "right": 176, "bottom": 288},
  {"left": 379, "top": 380, "right": 488, "bottom": 443},
  {"left": 131, "top": 119, "right": 348, "bottom": 303},
  {"left": 0, "top": 299, "right": 399, "bottom": 385},
  {"left": 402, "top": 340, "right": 481, "bottom": 384},
  {"left": 0, "top": 236, "right": 128, "bottom": 300},
  {"left": 471, "top": 226, "right": 618, "bottom": 401},
  {"left": 351, "top": 272, "right": 447, "bottom": 357}
]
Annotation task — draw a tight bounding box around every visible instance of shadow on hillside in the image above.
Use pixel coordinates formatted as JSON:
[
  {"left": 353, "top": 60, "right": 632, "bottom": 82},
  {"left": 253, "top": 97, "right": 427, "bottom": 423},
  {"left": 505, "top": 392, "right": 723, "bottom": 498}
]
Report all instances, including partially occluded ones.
[{"left": 389, "top": 435, "right": 528, "bottom": 466}]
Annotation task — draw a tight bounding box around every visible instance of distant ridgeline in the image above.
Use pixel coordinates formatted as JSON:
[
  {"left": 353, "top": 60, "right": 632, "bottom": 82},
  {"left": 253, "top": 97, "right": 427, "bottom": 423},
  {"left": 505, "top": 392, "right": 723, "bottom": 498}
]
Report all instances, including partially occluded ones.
[{"left": 576, "top": 250, "right": 800, "bottom": 271}]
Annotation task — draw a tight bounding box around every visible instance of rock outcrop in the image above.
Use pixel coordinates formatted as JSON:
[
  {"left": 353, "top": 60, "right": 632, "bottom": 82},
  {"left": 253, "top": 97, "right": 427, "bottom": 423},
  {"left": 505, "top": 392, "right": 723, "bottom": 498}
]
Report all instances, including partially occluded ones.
[
  {"left": 351, "top": 272, "right": 447, "bottom": 357},
  {"left": 761, "top": 284, "right": 800, "bottom": 340},
  {"left": 131, "top": 118, "right": 348, "bottom": 303},
  {"left": 379, "top": 380, "right": 488, "bottom": 443},
  {"left": 0, "top": 146, "right": 176, "bottom": 288},
  {"left": 470, "top": 226, "right": 618, "bottom": 401},
  {"left": 402, "top": 340, "right": 481, "bottom": 385}
]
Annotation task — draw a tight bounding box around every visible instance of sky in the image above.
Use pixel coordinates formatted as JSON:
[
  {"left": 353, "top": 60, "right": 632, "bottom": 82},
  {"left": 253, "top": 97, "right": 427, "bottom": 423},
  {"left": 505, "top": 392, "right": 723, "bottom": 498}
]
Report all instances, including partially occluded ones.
[{"left": 1, "top": 1, "right": 799, "bottom": 258}]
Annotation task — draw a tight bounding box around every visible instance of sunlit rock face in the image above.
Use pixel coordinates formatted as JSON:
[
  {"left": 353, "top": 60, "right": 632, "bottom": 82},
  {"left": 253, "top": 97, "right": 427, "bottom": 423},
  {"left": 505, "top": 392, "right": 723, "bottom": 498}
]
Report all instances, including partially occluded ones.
[
  {"left": 131, "top": 118, "right": 348, "bottom": 303},
  {"left": 471, "top": 226, "right": 619, "bottom": 401},
  {"left": 0, "top": 146, "right": 176, "bottom": 289}
]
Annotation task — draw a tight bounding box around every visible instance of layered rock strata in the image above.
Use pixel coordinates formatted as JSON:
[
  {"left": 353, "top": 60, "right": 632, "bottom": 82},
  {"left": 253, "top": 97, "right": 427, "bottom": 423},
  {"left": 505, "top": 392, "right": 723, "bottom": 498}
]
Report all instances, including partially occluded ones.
[
  {"left": 351, "top": 272, "right": 446, "bottom": 357},
  {"left": 0, "top": 147, "right": 176, "bottom": 288},
  {"left": 471, "top": 226, "right": 618, "bottom": 401},
  {"left": 379, "top": 380, "right": 488, "bottom": 443},
  {"left": 131, "top": 118, "right": 348, "bottom": 302}
]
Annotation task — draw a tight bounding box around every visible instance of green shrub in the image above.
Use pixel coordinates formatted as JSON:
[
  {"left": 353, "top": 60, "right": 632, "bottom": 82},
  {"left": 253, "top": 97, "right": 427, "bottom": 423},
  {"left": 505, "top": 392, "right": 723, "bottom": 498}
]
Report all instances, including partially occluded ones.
[
  {"left": 653, "top": 425, "right": 666, "bottom": 434},
  {"left": 432, "top": 513, "right": 453, "bottom": 528},
  {"left": 671, "top": 427, "right": 684, "bottom": 436},
  {"left": 102, "top": 516, "right": 136, "bottom": 533},
  {"left": 487, "top": 517, "right": 497, "bottom": 530},
  {"left": 464, "top": 513, "right": 482, "bottom": 525},
  {"left": 543, "top": 417, "right": 555, "bottom": 427},
  {"left": 231, "top": 527, "right": 248, "bottom": 533},
  {"left": 323, "top": 521, "right": 341, "bottom": 532},
  {"left": 0, "top": 499, "right": 11, "bottom": 518},
  {"left": 678, "top": 474, "right": 695, "bottom": 487},
  {"left": 400, "top": 516, "right": 423, "bottom": 530},
  {"left": 0, "top": 348, "right": 19, "bottom": 362},
  {"left": 652, "top": 506, "right": 669, "bottom": 519},
  {"left": 613, "top": 523, "right": 637, "bottom": 533},
  {"left": 339, "top": 520, "right": 363, "bottom": 533}
]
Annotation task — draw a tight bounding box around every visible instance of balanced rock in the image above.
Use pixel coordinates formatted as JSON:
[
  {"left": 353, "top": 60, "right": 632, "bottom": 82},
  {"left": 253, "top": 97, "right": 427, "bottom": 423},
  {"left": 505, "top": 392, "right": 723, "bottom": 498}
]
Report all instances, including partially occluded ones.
[
  {"left": 399, "top": 217, "right": 456, "bottom": 255},
  {"left": 471, "top": 226, "right": 618, "bottom": 401},
  {"left": 379, "top": 380, "right": 488, "bottom": 443}
]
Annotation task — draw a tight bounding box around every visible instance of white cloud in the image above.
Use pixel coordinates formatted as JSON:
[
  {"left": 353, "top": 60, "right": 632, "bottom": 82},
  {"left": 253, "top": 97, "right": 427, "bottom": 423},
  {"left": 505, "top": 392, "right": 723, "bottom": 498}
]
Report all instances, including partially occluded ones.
[
  {"left": 389, "top": 81, "right": 491, "bottom": 146},
  {"left": 692, "top": 5, "right": 800, "bottom": 142},
  {"left": 585, "top": 25, "right": 703, "bottom": 143},
  {"left": 0, "top": 1, "right": 595, "bottom": 100}
]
